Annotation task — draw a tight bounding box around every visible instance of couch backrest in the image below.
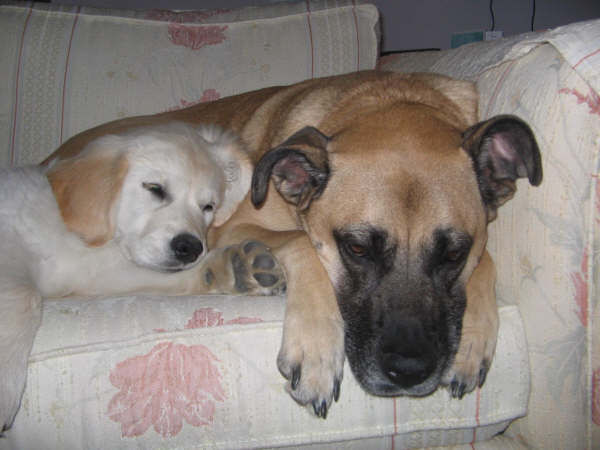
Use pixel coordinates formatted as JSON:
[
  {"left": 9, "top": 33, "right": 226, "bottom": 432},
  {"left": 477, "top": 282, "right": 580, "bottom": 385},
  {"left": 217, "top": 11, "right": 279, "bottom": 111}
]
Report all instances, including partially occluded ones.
[{"left": 0, "top": 0, "right": 380, "bottom": 166}]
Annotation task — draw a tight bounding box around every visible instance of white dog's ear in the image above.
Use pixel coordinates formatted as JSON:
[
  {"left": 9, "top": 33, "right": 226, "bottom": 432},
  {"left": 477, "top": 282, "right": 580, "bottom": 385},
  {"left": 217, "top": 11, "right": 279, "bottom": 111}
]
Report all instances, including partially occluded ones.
[
  {"left": 46, "top": 139, "right": 128, "bottom": 246},
  {"left": 198, "top": 127, "right": 253, "bottom": 227}
]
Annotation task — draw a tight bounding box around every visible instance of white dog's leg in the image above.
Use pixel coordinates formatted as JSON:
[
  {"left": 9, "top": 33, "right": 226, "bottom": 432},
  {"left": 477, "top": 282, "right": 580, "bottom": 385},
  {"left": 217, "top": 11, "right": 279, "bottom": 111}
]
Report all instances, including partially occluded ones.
[
  {"left": 38, "top": 238, "right": 286, "bottom": 299},
  {"left": 0, "top": 280, "right": 42, "bottom": 433}
]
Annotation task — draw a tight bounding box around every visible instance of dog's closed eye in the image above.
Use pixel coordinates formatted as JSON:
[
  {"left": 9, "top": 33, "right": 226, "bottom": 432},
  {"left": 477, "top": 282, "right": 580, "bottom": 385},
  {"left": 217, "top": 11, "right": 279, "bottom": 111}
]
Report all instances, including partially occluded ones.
[
  {"left": 142, "top": 182, "right": 167, "bottom": 201},
  {"left": 201, "top": 203, "right": 215, "bottom": 214}
]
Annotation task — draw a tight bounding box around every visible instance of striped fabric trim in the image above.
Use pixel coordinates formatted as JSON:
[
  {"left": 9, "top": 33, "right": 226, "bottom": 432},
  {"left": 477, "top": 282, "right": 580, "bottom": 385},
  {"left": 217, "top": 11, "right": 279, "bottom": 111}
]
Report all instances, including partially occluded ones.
[
  {"left": 60, "top": 6, "right": 81, "bottom": 144},
  {"left": 470, "top": 388, "right": 482, "bottom": 449},
  {"left": 351, "top": 0, "right": 360, "bottom": 71},
  {"left": 10, "top": 5, "right": 33, "bottom": 166},
  {"left": 305, "top": 0, "right": 314, "bottom": 78}
]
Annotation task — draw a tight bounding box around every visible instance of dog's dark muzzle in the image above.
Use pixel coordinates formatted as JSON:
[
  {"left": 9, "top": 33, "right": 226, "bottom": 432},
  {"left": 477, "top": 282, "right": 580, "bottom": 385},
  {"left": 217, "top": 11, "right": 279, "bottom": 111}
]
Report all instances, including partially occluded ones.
[{"left": 378, "top": 317, "right": 438, "bottom": 388}]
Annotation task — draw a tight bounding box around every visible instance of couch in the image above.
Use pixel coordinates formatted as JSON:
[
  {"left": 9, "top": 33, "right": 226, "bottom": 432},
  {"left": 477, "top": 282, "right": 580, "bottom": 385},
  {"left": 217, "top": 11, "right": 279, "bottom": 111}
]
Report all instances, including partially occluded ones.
[{"left": 0, "top": 1, "right": 597, "bottom": 448}]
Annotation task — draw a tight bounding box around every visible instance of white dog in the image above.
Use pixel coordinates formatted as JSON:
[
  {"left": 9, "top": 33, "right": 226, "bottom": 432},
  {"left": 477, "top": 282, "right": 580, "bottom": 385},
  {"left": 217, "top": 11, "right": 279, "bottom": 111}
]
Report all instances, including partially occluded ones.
[{"left": 0, "top": 122, "right": 285, "bottom": 431}]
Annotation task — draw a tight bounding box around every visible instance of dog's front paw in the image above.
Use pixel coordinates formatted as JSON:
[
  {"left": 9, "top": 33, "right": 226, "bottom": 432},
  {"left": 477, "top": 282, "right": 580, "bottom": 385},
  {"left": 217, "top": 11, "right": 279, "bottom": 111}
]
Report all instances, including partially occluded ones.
[
  {"left": 443, "top": 324, "right": 498, "bottom": 399},
  {"left": 233, "top": 240, "right": 287, "bottom": 295},
  {"left": 201, "top": 240, "right": 286, "bottom": 295},
  {"left": 443, "top": 250, "right": 499, "bottom": 398},
  {"left": 277, "top": 310, "right": 345, "bottom": 418}
]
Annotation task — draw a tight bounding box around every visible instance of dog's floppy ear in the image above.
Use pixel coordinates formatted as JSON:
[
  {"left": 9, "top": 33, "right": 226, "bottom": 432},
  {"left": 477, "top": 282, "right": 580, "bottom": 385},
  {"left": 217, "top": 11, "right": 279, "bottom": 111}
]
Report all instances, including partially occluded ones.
[
  {"left": 198, "top": 127, "right": 253, "bottom": 227},
  {"left": 462, "top": 114, "right": 543, "bottom": 221},
  {"left": 251, "top": 126, "right": 330, "bottom": 211},
  {"left": 46, "top": 140, "right": 128, "bottom": 246}
]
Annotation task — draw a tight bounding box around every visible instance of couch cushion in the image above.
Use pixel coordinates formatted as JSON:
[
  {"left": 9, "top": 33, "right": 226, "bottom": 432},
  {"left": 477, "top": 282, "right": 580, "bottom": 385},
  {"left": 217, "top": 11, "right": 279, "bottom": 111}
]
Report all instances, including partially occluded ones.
[
  {"left": 2, "top": 294, "right": 529, "bottom": 449},
  {"left": 0, "top": 0, "right": 379, "bottom": 166}
]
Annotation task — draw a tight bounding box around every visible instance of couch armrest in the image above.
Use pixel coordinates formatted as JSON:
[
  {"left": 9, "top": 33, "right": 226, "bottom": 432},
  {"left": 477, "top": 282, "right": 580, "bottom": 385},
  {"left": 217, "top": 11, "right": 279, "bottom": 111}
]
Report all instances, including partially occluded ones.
[{"left": 481, "top": 41, "right": 599, "bottom": 449}]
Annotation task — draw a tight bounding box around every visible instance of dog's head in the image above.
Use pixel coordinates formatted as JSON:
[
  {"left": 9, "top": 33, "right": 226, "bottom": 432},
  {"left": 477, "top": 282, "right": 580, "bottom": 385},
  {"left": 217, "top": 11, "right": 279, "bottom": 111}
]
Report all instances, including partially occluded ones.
[
  {"left": 252, "top": 73, "right": 542, "bottom": 396},
  {"left": 47, "top": 122, "right": 252, "bottom": 272}
]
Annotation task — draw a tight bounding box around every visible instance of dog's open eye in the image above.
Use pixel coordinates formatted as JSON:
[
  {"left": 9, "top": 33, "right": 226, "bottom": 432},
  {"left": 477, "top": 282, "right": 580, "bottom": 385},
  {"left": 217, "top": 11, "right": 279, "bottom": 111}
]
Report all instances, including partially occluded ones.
[
  {"left": 445, "top": 249, "right": 464, "bottom": 262},
  {"left": 142, "top": 182, "right": 167, "bottom": 200},
  {"left": 201, "top": 203, "right": 215, "bottom": 214},
  {"left": 348, "top": 243, "right": 368, "bottom": 257},
  {"left": 426, "top": 229, "right": 472, "bottom": 277}
]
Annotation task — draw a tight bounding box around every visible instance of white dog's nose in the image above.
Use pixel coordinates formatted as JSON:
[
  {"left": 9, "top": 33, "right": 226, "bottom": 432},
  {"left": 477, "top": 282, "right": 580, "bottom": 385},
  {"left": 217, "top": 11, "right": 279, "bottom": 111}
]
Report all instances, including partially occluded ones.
[{"left": 170, "top": 233, "right": 204, "bottom": 264}]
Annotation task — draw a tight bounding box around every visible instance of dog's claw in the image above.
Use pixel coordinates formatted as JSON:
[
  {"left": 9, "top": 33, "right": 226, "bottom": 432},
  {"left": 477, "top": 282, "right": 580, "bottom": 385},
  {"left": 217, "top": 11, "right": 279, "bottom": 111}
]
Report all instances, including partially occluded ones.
[
  {"left": 478, "top": 360, "right": 490, "bottom": 388},
  {"left": 312, "top": 401, "right": 319, "bottom": 417},
  {"left": 312, "top": 399, "right": 328, "bottom": 419},
  {"left": 290, "top": 366, "right": 301, "bottom": 390},
  {"left": 450, "top": 378, "right": 466, "bottom": 399},
  {"left": 333, "top": 378, "right": 341, "bottom": 402},
  {"left": 446, "top": 353, "right": 493, "bottom": 399}
]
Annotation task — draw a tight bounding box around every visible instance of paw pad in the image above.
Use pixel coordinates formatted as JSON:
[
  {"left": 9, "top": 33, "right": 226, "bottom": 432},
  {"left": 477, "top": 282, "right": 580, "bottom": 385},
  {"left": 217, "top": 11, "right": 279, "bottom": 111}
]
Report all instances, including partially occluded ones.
[
  {"left": 230, "top": 240, "right": 286, "bottom": 295},
  {"left": 253, "top": 272, "right": 279, "bottom": 287},
  {"left": 252, "top": 253, "right": 276, "bottom": 270},
  {"left": 204, "top": 268, "right": 215, "bottom": 286}
]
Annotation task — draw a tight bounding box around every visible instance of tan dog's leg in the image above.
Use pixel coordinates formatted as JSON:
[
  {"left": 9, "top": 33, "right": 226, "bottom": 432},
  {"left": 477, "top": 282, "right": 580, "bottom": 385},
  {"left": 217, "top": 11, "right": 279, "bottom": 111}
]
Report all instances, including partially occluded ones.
[
  {"left": 443, "top": 250, "right": 498, "bottom": 397},
  {"left": 214, "top": 225, "right": 345, "bottom": 418}
]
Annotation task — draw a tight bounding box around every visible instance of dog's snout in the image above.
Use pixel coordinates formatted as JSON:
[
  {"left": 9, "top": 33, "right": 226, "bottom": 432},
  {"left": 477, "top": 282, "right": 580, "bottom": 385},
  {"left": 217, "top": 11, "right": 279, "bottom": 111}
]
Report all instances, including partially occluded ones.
[
  {"left": 170, "top": 233, "right": 204, "bottom": 264},
  {"left": 379, "top": 318, "right": 437, "bottom": 388}
]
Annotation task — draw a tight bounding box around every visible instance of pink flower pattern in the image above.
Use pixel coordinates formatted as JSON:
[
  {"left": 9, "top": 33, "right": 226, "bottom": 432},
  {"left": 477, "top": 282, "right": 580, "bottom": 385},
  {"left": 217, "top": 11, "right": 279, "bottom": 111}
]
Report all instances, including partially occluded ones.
[
  {"left": 108, "top": 308, "right": 262, "bottom": 437},
  {"left": 199, "top": 88, "right": 221, "bottom": 103},
  {"left": 107, "top": 342, "right": 225, "bottom": 438},
  {"left": 168, "top": 24, "right": 228, "bottom": 50},
  {"left": 559, "top": 87, "right": 600, "bottom": 117},
  {"left": 570, "top": 250, "right": 589, "bottom": 327},
  {"left": 145, "top": 8, "right": 230, "bottom": 50},
  {"left": 186, "top": 308, "right": 262, "bottom": 329},
  {"left": 164, "top": 89, "right": 221, "bottom": 113}
]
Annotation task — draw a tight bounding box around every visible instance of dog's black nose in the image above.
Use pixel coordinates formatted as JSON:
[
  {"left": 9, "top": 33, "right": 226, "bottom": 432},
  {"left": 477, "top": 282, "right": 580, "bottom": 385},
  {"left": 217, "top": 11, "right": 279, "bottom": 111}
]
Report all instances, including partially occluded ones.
[
  {"left": 171, "top": 233, "right": 204, "bottom": 264},
  {"left": 379, "top": 318, "right": 437, "bottom": 388}
]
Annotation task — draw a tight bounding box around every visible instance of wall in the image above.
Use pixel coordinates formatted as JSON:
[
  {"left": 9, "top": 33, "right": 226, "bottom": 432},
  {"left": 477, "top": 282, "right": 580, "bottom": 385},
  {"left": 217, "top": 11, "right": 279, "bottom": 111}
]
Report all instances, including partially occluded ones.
[
  {"left": 373, "top": 0, "right": 600, "bottom": 51},
  {"left": 51, "top": 0, "right": 600, "bottom": 52}
]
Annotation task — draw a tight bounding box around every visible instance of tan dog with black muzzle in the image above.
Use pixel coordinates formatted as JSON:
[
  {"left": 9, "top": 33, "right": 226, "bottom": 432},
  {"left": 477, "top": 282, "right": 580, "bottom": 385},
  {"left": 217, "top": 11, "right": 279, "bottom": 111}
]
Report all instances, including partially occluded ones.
[{"left": 46, "top": 71, "right": 542, "bottom": 418}]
